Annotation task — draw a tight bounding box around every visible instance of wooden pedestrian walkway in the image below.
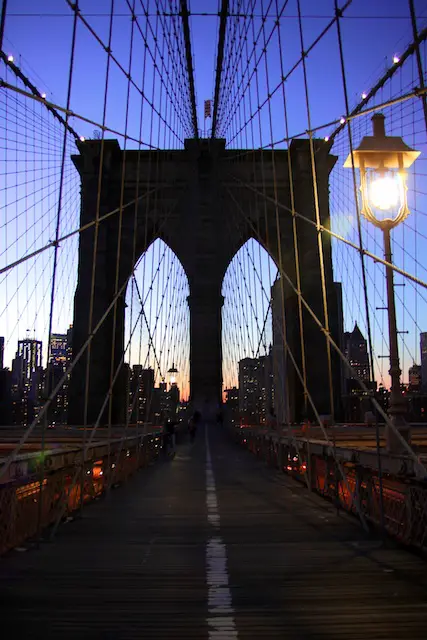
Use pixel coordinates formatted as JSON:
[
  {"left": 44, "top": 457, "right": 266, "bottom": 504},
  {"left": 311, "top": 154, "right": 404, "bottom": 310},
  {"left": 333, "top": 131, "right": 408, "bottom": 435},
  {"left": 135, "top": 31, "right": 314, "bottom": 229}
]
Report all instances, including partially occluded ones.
[{"left": 1, "top": 424, "right": 427, "bottom": 639}]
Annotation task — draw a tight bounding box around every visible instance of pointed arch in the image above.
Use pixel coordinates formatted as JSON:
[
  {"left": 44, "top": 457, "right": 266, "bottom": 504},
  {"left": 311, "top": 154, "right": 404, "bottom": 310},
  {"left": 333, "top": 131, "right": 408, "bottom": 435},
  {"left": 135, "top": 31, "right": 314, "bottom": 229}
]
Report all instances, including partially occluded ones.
[
  {"left": 124, "top": 238, "right": 190, "bottom": 409},
  {"left": 222, "top": 239, "right": 280, "bottom": 423}
]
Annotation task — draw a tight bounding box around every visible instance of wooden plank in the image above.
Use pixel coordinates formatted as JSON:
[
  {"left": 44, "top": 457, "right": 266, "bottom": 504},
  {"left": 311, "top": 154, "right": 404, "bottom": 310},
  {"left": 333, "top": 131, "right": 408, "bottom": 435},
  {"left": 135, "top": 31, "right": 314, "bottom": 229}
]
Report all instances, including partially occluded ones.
[{"left": 0, "top": 427, "right": 426, "bottom": 638}]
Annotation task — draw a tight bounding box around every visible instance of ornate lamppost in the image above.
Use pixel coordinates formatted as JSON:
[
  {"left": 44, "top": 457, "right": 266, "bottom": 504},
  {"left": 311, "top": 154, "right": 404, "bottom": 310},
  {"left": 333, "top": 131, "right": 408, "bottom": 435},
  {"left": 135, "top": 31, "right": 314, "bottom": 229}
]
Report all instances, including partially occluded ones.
[
  {"left": 168, "top": 363, "right": 178, "bottom": 387},
  {"left": 344, "top": 113, "right": 420, "bottom": 453},
  {"left": 167, "top": 363, "right": 179, "bottom": 417}
]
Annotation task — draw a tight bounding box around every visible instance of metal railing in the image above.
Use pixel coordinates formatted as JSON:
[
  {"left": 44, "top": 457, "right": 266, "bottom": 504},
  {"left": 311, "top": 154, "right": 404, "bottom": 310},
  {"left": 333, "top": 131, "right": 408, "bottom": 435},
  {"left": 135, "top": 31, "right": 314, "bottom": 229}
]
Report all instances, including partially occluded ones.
[
  {"left": 232, "top": 425, "right": 427, "bottom": 553},
  {"left": 0, "top": 431, "right": 163, "bottom": 555}
]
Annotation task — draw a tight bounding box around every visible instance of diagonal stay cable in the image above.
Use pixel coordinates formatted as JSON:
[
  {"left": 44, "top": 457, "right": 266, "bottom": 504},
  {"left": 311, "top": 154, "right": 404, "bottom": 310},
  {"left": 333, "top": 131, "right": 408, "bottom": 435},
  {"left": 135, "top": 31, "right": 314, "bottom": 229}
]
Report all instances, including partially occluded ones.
[
  {"left": 255, "top": 300, "right": 272, "bottom": 359},
  {"left": 226, "top": 172, "right": 427, "bottom": 290},
  {"left": 224, "top": 184, "right": 427, "bottom": 474},
  {"left": 228, "top": 251, "right": 256, "bottom": 356},
  {"left": 55, "top": 254, "right": 188, "bottom": 527},
  {"left": 0, "top": 186, "right": 161, "bottom": 276},
  {"left": 130, "top": 0, "right": 193, "bottom": 137},
  {"left": 156, "top": 0, "right": 193, "bottom": 135},
  {"left": 131, "top": 252, "right": 179, "bottom": 382},
  {"left": 0, "top": 80, "right": 161, "bottom": 148},
  {"left": 52, "top": 284, "right": 155, "bottom": 537},
  {"left": 179, "top": 0, "right": 199, "bottom": 137},
  {"left": 222, "top": 184, "right": 276, "bottom": 348},
  {"left": 0, "top": 189, "right": 187, "bottom": 483},
  {"left": 219, "top": 0, "right": 276, "bottom": 140},
  {"left": 223, "top": 190, "right": 313, "bottom": 489},
  {"left": 64, "top": 0, "right": 184, "bottom": 146},
  {"left": 224, "top": 0, "right": 353, "bottom": 146},
  {"left": 214, "top": 0, "right": 247, "bottom": 137},
  {"left": 329, "top": 22, "right": 427, "bottom": 144},
  {"left": 0, "top": 50, "right": 80, "bottom": 140}
]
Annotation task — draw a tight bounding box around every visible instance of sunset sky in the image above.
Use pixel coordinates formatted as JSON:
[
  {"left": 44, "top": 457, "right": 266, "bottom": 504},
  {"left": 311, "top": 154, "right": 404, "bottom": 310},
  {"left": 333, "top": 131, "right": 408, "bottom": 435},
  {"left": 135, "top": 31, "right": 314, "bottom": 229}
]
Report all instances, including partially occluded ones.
[{"left": 1, "top": 0, "right": 427, "bottom": 401}]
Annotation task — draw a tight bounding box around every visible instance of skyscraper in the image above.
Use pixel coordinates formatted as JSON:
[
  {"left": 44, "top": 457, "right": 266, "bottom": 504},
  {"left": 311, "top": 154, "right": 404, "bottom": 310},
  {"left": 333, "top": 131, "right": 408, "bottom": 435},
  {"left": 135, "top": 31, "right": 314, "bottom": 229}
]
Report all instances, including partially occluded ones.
[
  {"left": 342, "top": 323, "right": 372, "bottom": 422},
  {"left": 11, "top": 354, "right": 25, "bottom": 388},
  {"left": 421, "top": 333, "right": 427, "bottom": 391},
  {"left": 17, "top": 339, "right": 42, "bottom": 382},
  {"left": 408, "top": 364, "right": 422, "bottom": 392},
  {"left": 49, "top": 333, "right": 68, "bottom": 368},
  {"left": 129, "top": 366, "right": 155, "bottom": 423},
  {"left": 46, "top": 334, "right": 69, "bottom": 425},
  {"left": 238, "top": 353, "right": 273, "bottom": 425},
  {"left": 343, "top": 323, "right": 370, "bottom": 385},
  {"left": 224, "top": 387, "right": 239, "bottom": 425},
  {"left": 0, "top": 368, "right": 12, "bottom": 425},
  {"left": 13, "top": 340, "right": 43, "bottom": 425},
  {"left": 0, "top": 336, "right": 4, "bottom": 369}
]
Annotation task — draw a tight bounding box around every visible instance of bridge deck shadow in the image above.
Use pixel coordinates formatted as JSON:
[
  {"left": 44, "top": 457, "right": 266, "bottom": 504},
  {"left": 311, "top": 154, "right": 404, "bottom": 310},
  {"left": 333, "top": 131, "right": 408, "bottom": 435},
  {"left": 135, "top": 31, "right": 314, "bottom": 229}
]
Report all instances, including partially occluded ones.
[{"left": 0, "top": 425, "right": 426, "bottom": 639}]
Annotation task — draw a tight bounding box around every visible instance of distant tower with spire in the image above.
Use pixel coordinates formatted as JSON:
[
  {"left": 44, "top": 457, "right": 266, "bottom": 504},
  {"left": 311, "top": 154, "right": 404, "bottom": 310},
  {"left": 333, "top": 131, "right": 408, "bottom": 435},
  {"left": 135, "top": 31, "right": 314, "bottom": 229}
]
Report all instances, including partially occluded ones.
[{"left": 343, "top": 322, "right": 370, "bottom": 383}]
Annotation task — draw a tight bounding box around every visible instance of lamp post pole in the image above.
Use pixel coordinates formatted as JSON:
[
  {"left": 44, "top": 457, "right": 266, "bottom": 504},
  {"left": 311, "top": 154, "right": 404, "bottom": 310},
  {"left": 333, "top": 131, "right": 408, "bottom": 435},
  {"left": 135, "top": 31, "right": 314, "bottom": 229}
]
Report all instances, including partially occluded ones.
[
  {"left": 344, "top": 112, "right": 420, "bottom": 454},
  {"left": 383, "top": 226, "right": 410, "bottom": 452}
]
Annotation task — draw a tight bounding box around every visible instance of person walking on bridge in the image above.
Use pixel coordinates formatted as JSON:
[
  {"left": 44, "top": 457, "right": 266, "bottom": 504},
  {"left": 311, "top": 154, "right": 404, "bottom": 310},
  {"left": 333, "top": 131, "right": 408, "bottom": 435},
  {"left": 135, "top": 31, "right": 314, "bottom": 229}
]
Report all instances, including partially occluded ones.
[
  {"left": 188, "top": 410, "right": 201, "bottom": 443},
  {"left": 163, "top": 417, "right": 177, "bottom": 458}
]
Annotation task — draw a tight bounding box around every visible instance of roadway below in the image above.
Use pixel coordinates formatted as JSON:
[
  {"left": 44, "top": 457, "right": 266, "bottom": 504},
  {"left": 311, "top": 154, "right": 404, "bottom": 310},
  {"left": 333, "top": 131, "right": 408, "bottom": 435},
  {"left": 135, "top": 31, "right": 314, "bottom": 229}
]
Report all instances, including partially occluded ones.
[{"left": 1, "top": 424, "right": 427, "bottom": 638}]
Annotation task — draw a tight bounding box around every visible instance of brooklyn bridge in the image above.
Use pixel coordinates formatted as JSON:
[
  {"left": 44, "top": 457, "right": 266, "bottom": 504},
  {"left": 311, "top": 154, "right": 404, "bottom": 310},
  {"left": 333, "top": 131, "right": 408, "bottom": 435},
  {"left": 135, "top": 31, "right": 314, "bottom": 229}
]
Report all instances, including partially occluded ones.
[{"left": 1, "top": 1, "right": 427, "bottom": 637}]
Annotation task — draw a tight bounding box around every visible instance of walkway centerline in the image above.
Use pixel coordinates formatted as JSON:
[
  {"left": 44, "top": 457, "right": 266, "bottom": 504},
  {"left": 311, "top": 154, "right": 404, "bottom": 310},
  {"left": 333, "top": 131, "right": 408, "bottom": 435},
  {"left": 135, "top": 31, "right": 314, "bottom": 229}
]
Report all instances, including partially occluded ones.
[{"left": 205, "top": 424, "right": 238, "bottom": 639}]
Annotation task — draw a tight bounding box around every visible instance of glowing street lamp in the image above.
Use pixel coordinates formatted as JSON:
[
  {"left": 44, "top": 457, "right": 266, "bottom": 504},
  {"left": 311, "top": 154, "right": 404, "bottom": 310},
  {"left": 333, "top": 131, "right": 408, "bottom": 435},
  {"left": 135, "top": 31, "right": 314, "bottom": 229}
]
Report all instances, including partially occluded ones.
[
  {"left": 168, "top": 363, "right": 178, "bottom": 387},
  {"left": 344, "top": 113, "right": 420, "bottom": 453},
  {"left": 167, "top": 363, "right": 179, "bottom": 418},
  {"left": 344, "top": 113, "right": 419, "bottom": 230}
]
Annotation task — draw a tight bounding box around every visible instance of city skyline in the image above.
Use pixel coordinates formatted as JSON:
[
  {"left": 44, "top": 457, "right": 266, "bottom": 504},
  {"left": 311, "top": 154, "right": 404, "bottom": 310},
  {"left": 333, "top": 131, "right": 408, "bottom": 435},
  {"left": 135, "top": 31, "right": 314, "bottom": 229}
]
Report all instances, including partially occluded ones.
[
  {"left": 2, "top": 6, "right": 427, "bottom": 626},
  {"left": 0, "top": 329, "right": 185, "bottom": 427},
  {"left": 3, "top": 312, "right": 427, "bottom": 389},
  {"left": 1, "top": 1, "right": 427, "bottom": 419}
]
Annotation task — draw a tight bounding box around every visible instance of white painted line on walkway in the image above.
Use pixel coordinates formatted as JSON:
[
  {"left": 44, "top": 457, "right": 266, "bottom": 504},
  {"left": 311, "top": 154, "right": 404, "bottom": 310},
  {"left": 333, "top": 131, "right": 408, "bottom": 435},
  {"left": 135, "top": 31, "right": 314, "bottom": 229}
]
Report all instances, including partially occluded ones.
[{"left": 205, "top": 425, "right": 238, "bottom": 639}]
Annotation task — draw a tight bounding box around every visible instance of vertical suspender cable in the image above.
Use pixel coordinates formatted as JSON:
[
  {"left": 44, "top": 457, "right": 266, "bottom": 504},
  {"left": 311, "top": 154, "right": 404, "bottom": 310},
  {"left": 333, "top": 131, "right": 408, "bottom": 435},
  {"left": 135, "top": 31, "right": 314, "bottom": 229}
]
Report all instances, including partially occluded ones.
[
  {"left": 180, "top": 0, "right": 199, "bottom": 137},
  {"left": 334, "top": 0, "right": 382, "bottom": 527},
  {"left": 274, "top": 0, "right": 307, "bottom": 423},
  {"left": 107, "top": 0, "right": 140, "bottom": 483},
  {"left": 408, "top": 0, "right": 427, "bottom": 134},
  {"left": 334, "top": 1, "right": 375, "bottom": 387},
  {"left": 212, "top": 0, "right": 229, "bottom": 138},
  {"left": 297, "top": 0, "right": 334, "bottom": 420},
  {"left": 0, "top": 0, "right": 8, "bottom": 52},
  {"left": 83, "top": 0, "right": 116, "bottom": 430},
  {"left": 37, "top": 2, "right": 79, "bottom": 542}
]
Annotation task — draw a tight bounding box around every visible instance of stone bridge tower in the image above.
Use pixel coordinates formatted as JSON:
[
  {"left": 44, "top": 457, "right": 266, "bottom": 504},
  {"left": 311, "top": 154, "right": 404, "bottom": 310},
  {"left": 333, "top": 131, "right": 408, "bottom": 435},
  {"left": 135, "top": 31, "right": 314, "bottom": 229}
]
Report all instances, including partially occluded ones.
[{"left": 68, "top": 138, "right": 341, "bottom": 425}]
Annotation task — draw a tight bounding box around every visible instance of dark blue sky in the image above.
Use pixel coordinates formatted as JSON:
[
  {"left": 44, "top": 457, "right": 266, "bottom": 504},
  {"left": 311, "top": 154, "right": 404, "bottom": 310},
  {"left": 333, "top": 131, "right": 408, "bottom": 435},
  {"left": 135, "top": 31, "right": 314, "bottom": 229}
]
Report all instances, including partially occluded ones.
[
  {"left": 2, "top": 1, "right": 427, "bottom": 389},
  {"left": 4, "top": 0, "right": 425, "bottom": 143}
]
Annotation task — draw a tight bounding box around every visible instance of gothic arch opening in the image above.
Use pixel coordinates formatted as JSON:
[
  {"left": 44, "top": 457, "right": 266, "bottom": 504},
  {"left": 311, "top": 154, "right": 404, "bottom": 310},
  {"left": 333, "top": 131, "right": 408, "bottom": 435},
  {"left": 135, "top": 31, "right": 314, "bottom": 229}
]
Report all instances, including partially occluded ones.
[
  {"left": 124, "top": 239, "right": 190, "bottom": 425},
  {"left": 222, "top": 238, "right": 287, "bottom": 427}
]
